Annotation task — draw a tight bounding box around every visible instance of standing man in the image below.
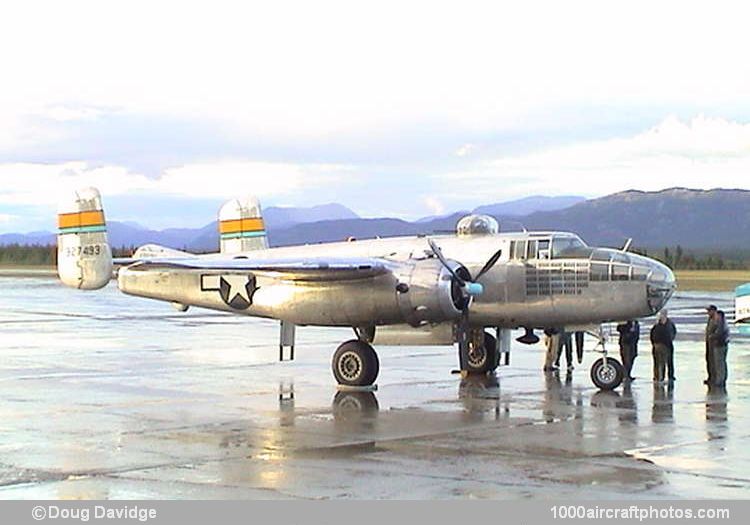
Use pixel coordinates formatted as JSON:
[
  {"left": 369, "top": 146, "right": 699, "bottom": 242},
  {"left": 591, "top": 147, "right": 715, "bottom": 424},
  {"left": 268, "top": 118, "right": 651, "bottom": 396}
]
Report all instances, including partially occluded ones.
[
  {"left": 710, "top": 310, "right": 730, "bottom": 388},
  {"left": 659, "top": 310, "right": 678, "bottom": 381},
  {"left": 617, "top": 320, "right": 640, "bottom": 381},
  {"left": 650, "top": 312, "right": 673, "bottom": 382},
  {"left": 543, "top": 327, "right": 561, "bottom": 372},
  {"left": 704, "top": 305, "right": 718, "bottom": 386},
  {"left": 555, "top": 330, "right": 574, "bottom": 371}
]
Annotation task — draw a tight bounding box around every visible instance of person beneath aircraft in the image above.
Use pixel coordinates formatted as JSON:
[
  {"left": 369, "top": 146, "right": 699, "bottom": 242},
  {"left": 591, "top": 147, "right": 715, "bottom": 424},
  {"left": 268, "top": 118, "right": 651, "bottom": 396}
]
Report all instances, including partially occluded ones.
[
  {"left": 706, "top": 309, "right": 730, "bottom": 388},
  {"left": 555, "top": 330, "right": 574, "bottom": 371},
  {"left": 659, "top": 310, "right": 678, "bottom": 381},
  {"left": 617, "top": 320, "right": 640, "bottom": 381},
  {"left": 543, "top": 327, "right": 561, "bottom": 372},
  {"left": 650, "top": 312, "right": 674, "bottom": 383}
]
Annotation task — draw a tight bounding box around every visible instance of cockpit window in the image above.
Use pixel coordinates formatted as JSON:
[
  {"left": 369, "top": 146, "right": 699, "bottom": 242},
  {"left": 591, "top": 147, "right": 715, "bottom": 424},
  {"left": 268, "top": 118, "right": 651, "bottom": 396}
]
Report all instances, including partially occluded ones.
[
  {"left": 511, "top": 240, "right": 528, "bottom": 260},
  {"left": 551, "top": 236, "right": 592, "bottom": 259},
  {"left": 610, "top": 252, "right": 631, "bottom": 264},
  {"left": 591, "top": 249, "right": 612, "bottom": 262}
]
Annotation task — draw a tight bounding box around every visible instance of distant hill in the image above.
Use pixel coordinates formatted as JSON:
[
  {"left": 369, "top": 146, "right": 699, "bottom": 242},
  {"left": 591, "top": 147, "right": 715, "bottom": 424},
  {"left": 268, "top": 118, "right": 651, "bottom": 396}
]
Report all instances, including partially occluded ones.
[
  {"left": 3, "top": 189, "right": 750, "bottom": 253},
  {"left": 473, "top": 195, "right": 585, "bottom": 216},
  {"left": 264, "top": 203, "right": 359, "bottom": 229},
  {"left": 0, "top": 203, "right": 361, "bottom": 252},
  {"left": 416, "top": 195, "right": 584, "bottom": 222},
  {"left": 518, "top": 188, "right": 750, "bottom": 250}
]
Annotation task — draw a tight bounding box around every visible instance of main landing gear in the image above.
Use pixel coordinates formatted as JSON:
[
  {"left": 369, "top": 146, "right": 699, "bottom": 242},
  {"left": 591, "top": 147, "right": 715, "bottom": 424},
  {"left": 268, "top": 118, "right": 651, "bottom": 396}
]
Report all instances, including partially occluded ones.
[
  {"left": 330, "top": 326, "right": 503, "bottom": 387},
  {"left": 331, "top": 339, "right": 380, "bottom": 387},
  {"left": 459, "top": 330, "right": 499, "bottom": 374}
]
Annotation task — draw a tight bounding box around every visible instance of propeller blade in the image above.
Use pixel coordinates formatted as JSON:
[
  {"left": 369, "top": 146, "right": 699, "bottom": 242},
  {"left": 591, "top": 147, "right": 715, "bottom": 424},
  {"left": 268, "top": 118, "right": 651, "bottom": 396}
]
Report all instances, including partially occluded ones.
[
  {"left": 474, "top": 248, "right": 503, "bottom": 281},
  {"left": 427, "top": 239, "right": 465, "bottom": 285}
]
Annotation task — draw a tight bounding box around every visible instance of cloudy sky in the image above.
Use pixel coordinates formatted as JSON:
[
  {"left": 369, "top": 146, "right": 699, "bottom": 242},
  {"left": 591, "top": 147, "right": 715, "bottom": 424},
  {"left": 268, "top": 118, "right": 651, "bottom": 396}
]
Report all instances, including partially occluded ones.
[{"left": 2, "top": 0, "right": 750, "bottom": 233}]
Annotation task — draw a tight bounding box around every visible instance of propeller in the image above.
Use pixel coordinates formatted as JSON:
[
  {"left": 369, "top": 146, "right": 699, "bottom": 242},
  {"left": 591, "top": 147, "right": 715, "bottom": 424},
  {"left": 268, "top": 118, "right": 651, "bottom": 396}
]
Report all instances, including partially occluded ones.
[{"left": 427, "top": 238, "right": 503, "bottom": 311}]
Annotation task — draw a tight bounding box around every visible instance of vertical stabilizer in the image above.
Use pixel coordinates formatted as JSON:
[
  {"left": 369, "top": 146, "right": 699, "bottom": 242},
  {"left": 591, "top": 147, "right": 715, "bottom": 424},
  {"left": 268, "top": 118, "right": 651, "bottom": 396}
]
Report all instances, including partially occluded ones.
[
  {"left": 57, "top": 187, "right": 113, "bottom": 290},
  {"left": 219, "top": 196, "right": 269, "bottom": 254}
]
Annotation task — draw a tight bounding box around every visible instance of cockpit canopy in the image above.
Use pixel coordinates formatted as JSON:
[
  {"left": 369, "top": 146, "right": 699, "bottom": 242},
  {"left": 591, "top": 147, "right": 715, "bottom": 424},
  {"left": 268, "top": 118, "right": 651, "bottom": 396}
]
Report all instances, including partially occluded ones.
[
  {"left": 551, "top": 235, "right": 592, "bottom": 259},
  {"left": 509, "top": 233, "right": 592, "bottom": 261}
]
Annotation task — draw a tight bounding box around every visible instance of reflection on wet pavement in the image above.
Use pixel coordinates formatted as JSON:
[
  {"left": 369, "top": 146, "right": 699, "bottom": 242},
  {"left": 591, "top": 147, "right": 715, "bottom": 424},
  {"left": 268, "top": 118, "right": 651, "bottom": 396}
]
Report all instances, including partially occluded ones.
[{"left": 0, "top": 276, "right": 748, "bottom": 499}]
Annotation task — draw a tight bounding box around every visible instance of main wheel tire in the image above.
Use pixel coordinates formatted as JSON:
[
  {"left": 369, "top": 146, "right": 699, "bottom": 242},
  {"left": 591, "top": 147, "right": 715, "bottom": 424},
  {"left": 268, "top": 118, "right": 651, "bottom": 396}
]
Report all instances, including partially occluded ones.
[
  {"left": 590, "top": 357, "right": 624, "bottom": 390},
  {"left": 332, "top": 340, "right": 380, "bottom": 386},
  {"left": 464, "top": 332, "right": 499, "bottom": 373}
]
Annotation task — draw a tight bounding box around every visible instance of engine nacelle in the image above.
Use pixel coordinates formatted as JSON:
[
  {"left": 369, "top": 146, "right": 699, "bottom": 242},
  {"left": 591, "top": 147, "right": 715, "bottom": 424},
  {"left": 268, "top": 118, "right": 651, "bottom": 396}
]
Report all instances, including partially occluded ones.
[{"left": 392, "top": 258, "right": 466, "bottom": 327}]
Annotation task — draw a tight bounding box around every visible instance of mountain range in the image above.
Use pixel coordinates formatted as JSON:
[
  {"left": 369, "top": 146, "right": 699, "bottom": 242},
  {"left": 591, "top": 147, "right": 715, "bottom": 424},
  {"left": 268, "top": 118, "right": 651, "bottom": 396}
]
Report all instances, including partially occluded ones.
[{"left": 2, "top": 189, "right": 748, "bottom": 253}]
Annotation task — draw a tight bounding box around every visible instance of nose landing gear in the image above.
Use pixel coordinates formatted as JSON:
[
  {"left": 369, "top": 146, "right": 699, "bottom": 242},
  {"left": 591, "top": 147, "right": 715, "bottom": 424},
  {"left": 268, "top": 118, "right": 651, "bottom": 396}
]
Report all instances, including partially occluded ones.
[
  {"left": 588, "top": 327, "right": 624, "bottom": 390},
  {"left": 590, "top": 357, "right": 624, "bottom": 390}
]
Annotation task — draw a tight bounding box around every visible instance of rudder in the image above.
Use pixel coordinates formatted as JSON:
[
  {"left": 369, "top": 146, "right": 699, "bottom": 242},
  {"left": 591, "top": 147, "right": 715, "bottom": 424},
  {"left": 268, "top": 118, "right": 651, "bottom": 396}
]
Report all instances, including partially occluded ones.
[
  {"left": 57, "top": 187, "right": 113, "bottom": 290},
  {"left": 219, "top": 196, "right": 269, "bottom": 254}
]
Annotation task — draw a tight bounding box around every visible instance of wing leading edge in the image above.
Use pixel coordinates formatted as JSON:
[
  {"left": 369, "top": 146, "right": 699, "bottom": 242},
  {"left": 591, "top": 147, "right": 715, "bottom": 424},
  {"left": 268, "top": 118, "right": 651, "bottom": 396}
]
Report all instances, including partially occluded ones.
[{"left": 123, "top": 256, "right": 392, "bottom": 282}]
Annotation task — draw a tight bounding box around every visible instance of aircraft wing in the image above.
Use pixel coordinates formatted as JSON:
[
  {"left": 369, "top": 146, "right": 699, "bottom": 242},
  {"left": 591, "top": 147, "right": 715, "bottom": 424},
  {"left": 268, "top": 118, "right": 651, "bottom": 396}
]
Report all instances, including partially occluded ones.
[
  {"left": 123, "top": 256, "right": 392, "bottom": 282},
  {"left": 113, "top": 244, "right": 193, "bottom": 266}
]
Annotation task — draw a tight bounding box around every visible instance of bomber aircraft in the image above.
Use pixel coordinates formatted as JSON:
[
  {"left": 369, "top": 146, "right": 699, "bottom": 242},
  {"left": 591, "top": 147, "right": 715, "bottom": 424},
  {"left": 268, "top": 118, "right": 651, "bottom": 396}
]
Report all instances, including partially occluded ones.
[{"left": 57, "top": 187, "right": 676, "bottom": 391}]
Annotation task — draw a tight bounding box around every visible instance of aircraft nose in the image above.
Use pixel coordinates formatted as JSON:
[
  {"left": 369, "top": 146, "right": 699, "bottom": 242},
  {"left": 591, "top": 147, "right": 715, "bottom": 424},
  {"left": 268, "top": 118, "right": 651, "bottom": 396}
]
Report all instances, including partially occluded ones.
[{"left": 646, "top": 262, "right": 676, "bottom": 313}]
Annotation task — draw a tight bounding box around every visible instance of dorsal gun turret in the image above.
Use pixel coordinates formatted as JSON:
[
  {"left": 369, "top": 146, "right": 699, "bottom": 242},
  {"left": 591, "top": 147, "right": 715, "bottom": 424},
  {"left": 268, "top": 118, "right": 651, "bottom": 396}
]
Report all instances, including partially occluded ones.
[{"left": 456, "top": 214, "right": 499, "bottom": 236}]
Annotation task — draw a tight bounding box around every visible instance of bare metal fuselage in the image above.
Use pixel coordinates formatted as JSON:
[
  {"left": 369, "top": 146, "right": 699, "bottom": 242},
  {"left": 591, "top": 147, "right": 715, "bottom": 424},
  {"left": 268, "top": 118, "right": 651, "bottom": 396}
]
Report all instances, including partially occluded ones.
[{"left": 117, "top": 232, "right": 675, "bottom": 330}]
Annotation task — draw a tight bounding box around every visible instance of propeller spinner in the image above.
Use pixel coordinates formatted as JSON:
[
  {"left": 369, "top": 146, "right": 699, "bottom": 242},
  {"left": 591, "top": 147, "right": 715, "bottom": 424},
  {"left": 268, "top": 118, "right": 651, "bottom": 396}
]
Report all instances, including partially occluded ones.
[{"left": 427, "top": 239, "right": 502, "bottom": 312}]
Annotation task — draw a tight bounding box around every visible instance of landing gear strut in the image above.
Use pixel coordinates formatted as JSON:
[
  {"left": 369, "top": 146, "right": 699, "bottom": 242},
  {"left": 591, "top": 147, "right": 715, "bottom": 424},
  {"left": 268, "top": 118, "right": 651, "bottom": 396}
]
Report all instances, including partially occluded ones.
[
  {"left": 331, "top": 339, "right": 380, "bottom": 386},
  {"left": 588, "top": 327, "right": 624, "bottom": 390},
  {"left": 459, "top": 330, "right": 499, "bottom": 374}
]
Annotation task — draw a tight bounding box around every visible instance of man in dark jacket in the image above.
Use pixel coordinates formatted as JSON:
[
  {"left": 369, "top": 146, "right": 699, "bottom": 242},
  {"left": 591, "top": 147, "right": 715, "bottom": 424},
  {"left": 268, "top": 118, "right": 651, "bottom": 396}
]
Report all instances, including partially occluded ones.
[
  {"left": 658, "top": 310, "right": 678, "bottom": 381},
  {"left": 650, "top": 312, "right": 674, "bottom": 382},
  {"left": 617, "top": 320, "right": 640, "bottom": 381},
  {"left": 704, "top": 305, "right": 718, "bottom": 385},
  {"left": 709, "top": 310, "right": 730, "bottom": 388}
]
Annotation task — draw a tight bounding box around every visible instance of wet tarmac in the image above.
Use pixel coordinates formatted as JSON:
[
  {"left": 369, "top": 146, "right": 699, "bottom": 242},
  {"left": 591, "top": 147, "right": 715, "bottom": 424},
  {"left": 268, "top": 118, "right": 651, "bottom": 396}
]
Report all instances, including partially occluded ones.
[{"left": 0, "top": 275, "right": 748, "bottom": 499}]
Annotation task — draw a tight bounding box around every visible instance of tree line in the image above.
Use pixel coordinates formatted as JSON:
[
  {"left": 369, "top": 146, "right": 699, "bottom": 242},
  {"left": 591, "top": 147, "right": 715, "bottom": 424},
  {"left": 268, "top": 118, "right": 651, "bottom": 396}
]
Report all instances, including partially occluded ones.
[
  {"left": 1, "top": 242, "right": 748, "bottom": 270},
  {"left": 635, "top": 245, "right": 747, "bottom": 270},
  {"left": 0, "top": 244, "right": 134, "bottom": 266}
]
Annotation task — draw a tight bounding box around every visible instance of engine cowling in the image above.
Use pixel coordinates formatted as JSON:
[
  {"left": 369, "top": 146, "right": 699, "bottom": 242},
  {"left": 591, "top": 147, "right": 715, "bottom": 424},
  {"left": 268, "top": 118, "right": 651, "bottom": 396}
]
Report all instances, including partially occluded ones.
[{"left": 392, "top": 258, "right": 469, "bottom": 327}]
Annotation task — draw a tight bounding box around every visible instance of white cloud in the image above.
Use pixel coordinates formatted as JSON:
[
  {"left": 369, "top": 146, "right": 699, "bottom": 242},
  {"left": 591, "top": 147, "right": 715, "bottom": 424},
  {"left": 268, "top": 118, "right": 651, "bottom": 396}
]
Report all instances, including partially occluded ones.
[
  {"left": 38, "top": 106, "right": 104, "bottom": 122},
  {"left": 438, "top": 116, "right": 750, "bottom": 201},
  {"left": 0, "top": 160, "right": 352, "bottom": 207},
  {"left": 422, "top": 196, "right": 445, "bottom": 216},
  {"left": 0, "top": 162, "right": 151, "bottom": 206},
  {"left": 0, "top": 213, "right": 14, "bottom": 224},
  {"left": 159, "top": 162, "right": 350, "bottom": 199},
  {"left": 1, "top": 1, "right": 749, "bottom": 150},
  {"left": 455, "top": 144, "right": 477, "bottom": 158}
]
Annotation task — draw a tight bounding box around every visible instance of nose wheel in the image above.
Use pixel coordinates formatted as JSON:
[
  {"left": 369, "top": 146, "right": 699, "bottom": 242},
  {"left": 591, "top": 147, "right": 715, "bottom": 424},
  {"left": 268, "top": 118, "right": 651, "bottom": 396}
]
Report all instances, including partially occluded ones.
[
  {"left": 590, "top": 357, "right": 624, "bottom": 390},
  {"left": 332, "top": 339, "right": 380, "bottom": 386}
]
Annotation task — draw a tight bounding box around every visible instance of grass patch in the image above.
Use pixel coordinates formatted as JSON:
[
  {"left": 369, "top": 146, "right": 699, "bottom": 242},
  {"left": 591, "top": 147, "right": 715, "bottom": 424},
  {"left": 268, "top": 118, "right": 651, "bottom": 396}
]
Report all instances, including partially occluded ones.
[{"left": 676, "top": 270, "right": 750, "bottom": 292}]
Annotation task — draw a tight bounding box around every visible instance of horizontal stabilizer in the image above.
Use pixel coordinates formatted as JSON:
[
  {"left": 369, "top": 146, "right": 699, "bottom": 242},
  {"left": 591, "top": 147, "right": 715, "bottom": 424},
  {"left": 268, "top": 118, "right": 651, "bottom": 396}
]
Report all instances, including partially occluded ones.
[{"left": 113, "top": 244, "right": 193, "bottom": 266}]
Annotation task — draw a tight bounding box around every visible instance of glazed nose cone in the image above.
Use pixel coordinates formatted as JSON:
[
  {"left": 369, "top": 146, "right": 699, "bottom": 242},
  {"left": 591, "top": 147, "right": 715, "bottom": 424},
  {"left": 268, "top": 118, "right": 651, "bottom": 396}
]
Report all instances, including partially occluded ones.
[{"left": 647, "top": 261, "right": 676, "bottom": 313}]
